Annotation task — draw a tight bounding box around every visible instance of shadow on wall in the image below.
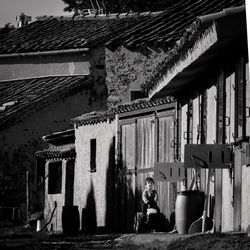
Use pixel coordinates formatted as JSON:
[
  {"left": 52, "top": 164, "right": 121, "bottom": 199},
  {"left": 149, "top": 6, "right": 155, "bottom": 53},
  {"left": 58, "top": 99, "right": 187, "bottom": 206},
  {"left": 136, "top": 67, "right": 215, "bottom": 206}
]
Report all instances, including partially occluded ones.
[
  {"left": 81, "top": 136, "right": 136, "bottom": 234},
  {"left": 113, "top": 163, "right": 135, "bottom": 233},
  {"left": 105, "top": 137, "right": 115, "bottom": 233},
  {"left": 105, "top": 136, "right": 136, "bottom": 233},
  {"left": 82, "top": 180, "right": 97, "bottom": 234}
]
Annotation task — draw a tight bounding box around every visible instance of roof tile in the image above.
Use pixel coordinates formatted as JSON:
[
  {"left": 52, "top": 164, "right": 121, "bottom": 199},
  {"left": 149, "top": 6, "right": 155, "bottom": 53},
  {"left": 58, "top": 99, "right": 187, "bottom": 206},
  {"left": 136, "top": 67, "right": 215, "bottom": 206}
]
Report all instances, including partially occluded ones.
[
  {"left": 72, "top": 96, "right": 175, "bottom": 126},
  {"left": 0, "top": 76, "right": 90, "bottom": 129},
  {"left": 0, "top": 0, "right": 244, "bottom": 54}
]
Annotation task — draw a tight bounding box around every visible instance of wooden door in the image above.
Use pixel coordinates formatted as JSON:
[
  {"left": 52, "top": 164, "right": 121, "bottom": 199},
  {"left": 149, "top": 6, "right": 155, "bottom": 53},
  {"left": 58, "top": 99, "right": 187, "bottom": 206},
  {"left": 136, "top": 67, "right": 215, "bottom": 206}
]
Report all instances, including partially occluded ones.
[
  {"left": 120, "top": 121, "right": 136, "bottom": 232},
  {"left": 233, "top": 57, "right": 245, "bottom": 231},
  {"left": 156, "top": 112, "right": 175, "bottom": 220},
  {"left": 221, "top": 69, "right": 235, "bottom": 231},
  {"left": 135, "top": 115, "right": 155, "bottom": 214}
]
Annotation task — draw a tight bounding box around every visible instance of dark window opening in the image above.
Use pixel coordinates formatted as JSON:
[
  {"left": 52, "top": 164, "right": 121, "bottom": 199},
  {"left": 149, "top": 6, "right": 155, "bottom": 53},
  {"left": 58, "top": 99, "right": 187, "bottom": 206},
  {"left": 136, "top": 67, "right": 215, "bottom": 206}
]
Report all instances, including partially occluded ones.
[
  {"left": 36, "top": 158, "right": 45, "bottom": 189},
  {"left": 90, "top": 139, "right": 96, "bottom": 172},
  {"left": 48, "top": 161, "right": 62, "bottom": 194}
]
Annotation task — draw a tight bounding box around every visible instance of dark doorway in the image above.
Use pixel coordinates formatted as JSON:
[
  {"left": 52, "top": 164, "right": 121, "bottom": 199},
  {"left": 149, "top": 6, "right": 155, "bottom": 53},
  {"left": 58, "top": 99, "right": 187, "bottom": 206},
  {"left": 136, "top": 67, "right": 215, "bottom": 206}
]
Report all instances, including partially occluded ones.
[{"left": 65, "top": 159, "right": 75, "bottom": 206}]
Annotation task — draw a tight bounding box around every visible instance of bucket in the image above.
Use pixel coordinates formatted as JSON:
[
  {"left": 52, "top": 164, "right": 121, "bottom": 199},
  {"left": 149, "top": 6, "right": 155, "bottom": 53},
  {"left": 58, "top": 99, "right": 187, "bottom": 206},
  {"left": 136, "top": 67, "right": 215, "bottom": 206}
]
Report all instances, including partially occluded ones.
[
  {"left": 36, "top": 219, "right": 41, "bottom": 232},
  {"left": 175, "top": 190, "right": 204, "bottom": 234},
  {"left": 62, "top": 205, "right": 80, "bottom": 234}
]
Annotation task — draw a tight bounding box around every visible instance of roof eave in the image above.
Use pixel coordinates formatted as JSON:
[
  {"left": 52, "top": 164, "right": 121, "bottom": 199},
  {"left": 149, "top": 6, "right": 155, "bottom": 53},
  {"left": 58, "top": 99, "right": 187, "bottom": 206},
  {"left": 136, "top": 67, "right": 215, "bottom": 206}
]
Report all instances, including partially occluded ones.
[
  {"left": 149, "top": 10, "right": 247, "bottom": 99},
  {"left": 149, "top": 23, "right": 218, "bottom": 98}
]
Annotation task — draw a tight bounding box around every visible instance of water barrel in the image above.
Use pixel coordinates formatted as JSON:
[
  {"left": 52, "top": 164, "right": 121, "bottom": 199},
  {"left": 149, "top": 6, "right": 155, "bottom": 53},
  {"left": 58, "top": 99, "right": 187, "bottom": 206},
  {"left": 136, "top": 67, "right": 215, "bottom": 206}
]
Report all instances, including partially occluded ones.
[
  {"left": 62, "top": 205, "right": 80, "bottom": 234},
  {"left": 175, "top": 190, "right": 204, "bottom": 234}
]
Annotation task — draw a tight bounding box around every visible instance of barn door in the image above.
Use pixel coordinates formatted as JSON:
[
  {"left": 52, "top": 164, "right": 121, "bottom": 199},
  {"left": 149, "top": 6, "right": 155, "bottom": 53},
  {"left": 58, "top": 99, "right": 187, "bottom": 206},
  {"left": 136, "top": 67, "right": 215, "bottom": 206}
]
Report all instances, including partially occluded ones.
[
  {"left": 156, "top": 111, "right": 175, "bottom": 220},
  {"left": 119, "top": 109, "right": 176, "bottom": 231},
  {"left": 120, "top": 122, "right": 136, "bottom": 232},
  {"left": 135, "top": 116, "right": 155, "bottom": 214},
  {"left": 120, "top": 115, "right": 155, "bottom": 232}
]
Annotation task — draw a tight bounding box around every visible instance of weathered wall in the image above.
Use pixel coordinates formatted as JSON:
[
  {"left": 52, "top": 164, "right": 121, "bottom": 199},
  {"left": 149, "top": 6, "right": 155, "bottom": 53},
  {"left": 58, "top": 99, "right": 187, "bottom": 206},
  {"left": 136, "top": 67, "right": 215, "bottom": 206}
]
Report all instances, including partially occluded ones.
[
  {"left": 206, "top": 83, "right": 217, "bottom": 219},
  {"left": 0, "top": 54, "right": 90, "bottom": 81},
  {"left": 241, "top": 61, "right": 250, "bottom": 231},
  {"left": 178, "top": 55, "right": 250, "bottom": 232},
  {"left": 0, "top": 89, "right": 103, "bottom": 214},
  {"left": 74, "top": 120, "right": 116, "bottom": 231},
  {"left": 44, "top": 159, "right": 66, "bottom": 232}
]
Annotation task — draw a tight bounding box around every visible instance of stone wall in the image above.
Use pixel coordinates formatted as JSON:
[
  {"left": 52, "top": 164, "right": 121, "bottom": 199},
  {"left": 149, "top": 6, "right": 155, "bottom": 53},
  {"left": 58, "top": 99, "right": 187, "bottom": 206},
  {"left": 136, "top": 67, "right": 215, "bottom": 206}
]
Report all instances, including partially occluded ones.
[{"left": 105, "top": 46, "right": 165, "bottom": 107}]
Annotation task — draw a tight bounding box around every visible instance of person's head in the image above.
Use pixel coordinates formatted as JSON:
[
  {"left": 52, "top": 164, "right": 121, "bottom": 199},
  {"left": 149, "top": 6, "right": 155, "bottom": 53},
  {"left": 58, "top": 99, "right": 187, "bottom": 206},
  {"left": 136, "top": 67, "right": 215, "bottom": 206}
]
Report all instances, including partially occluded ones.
[{"left": 145, "top": 177, "right": 154, "bottom": 190}]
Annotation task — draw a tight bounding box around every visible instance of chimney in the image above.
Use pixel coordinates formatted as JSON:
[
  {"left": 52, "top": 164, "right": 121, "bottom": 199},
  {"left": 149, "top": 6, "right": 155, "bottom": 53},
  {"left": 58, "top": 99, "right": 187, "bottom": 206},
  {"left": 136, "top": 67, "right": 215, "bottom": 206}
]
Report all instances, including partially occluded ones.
[{"left": 16, "top": 13, "right": 31, "bottom": 28}]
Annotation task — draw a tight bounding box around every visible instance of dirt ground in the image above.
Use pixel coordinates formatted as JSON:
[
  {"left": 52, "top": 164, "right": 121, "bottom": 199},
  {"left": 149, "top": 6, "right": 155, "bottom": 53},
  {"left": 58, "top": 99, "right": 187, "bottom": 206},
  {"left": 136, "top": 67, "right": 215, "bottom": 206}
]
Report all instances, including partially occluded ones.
[
  {"left": 167, "top": 233, "right": 250, "bottom": 250},
  {"left": 1, "top": 222, "right": 250, "bottom": 249},
  {"left": 116, "top": 232, "right": 250, "bottom": 250}
]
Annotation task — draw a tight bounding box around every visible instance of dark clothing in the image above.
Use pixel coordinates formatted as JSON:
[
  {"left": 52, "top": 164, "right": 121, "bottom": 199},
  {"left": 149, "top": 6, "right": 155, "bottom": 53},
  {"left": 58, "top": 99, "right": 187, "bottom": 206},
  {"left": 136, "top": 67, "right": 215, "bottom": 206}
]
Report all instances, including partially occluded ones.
[
  {"left": 142, "top": 189, "right": 158, "bottom": 204},
  {"left": 142, "top": 202, "right": 160, "bottom": 216}
]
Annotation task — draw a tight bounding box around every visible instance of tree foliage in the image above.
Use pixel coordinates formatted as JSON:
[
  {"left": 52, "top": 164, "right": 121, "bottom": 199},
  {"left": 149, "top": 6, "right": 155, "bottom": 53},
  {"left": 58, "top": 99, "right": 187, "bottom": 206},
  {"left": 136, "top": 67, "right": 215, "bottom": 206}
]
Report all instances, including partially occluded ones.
[
  {"left": 62, "top": 0, "right": 172, "bottom": 14},
  {"left": 0, "top": 23, "right": 15, "bottom": 37}
]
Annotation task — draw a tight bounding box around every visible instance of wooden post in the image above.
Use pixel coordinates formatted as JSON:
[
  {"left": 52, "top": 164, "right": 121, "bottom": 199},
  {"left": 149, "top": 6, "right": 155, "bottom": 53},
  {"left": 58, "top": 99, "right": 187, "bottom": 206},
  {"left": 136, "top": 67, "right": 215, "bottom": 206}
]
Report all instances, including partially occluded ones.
[
  {"left": 215, "top": 68, "right": 225, "bottom": 232},
  {"left": 26, "top": 170, "right": 30, "bottom": 222}
]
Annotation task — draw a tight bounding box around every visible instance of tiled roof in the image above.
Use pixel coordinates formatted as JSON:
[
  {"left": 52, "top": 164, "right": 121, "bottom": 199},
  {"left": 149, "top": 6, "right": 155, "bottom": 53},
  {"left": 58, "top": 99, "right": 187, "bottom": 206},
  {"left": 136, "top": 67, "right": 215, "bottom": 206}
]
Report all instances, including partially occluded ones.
[
  {"left": 0, "top": 76, "right": 90, "bottom": 129},
  {"left": 0, "top": 13, "right": 154, "bottom": 54},
  {"left": 35, "top": 146, "right": 76, "bottom": 159},
  {"left": 72, "top": 96, "right": 175, "bottom": 126},
  {"left": 42, "top": 129, "right": 75, "bottom": 146},
  {"left": 0, "top": 0, "right": 243, "bottom": 55},
  {"left": 114, "top": 95, "right": 175, "bottom": 113},
  {"left": 106, "top": 0, "right": 244, "bottom": 51}
]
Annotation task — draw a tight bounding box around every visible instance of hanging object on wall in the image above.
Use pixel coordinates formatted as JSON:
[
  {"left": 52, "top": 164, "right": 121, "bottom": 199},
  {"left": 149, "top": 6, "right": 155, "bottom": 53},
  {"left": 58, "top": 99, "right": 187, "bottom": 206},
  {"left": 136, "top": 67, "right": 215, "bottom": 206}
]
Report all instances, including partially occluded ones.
[
  {"left": 184, "top": 144, "right": 233, "bottom": 169},
  {"left": 154, "top": 162, "right": 185, "bottom": 182}
]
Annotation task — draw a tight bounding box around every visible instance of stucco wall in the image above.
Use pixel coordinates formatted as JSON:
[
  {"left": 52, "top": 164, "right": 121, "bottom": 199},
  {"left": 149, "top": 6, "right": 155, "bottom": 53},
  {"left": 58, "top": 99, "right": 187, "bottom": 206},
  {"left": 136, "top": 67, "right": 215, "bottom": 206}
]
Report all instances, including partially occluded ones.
[{"left": 74, "top": 120, "right": 116, "bottom": 231}]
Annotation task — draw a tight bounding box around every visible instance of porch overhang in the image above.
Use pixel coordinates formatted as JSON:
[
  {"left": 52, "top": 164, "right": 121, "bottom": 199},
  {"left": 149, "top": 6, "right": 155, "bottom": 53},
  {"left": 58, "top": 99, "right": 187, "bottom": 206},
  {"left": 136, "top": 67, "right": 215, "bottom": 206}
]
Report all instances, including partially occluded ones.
[{"left": 149, "top": 7, "right": 247, "bottom": 99}]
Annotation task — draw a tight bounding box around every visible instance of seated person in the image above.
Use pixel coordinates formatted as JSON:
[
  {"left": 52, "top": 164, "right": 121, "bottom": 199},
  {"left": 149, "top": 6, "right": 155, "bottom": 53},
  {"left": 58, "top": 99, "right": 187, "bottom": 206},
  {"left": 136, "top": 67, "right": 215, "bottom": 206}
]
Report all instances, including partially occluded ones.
[{"left": 142, "top": 177, "right": 160, "bottom": 216}]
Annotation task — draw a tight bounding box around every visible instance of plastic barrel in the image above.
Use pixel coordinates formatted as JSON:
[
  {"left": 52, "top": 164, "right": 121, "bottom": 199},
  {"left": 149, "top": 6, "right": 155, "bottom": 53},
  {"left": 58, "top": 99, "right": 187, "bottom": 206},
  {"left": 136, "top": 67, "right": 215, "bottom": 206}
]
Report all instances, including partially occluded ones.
[
  {"left": 175, "top": 190, "right": 204, "bottom": 234},
  {"left": 62, "top": 205, "right": 80, "bottom": 234}
]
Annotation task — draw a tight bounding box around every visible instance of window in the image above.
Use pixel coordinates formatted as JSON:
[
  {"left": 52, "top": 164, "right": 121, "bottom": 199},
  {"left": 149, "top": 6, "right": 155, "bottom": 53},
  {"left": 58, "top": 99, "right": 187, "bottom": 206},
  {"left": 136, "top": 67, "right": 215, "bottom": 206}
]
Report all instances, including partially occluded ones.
[
  {"left": 90, "top": 139, "right": 96, "bottom": 172},
  {"left": 48, "top": 161, "right": 62, "bottom": 194}
]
